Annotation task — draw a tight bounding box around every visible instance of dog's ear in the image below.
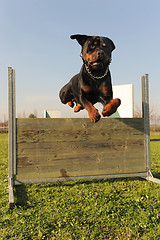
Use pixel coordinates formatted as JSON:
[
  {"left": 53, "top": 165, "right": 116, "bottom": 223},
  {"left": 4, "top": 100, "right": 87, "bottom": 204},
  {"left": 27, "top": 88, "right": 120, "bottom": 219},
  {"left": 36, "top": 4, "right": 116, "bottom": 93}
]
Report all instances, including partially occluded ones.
[
  {"left": 105, "top": 37, "right": 116, "bottom": 52},
  {"left": 70, "top": 34, "right": 91, "bottom": 46}
]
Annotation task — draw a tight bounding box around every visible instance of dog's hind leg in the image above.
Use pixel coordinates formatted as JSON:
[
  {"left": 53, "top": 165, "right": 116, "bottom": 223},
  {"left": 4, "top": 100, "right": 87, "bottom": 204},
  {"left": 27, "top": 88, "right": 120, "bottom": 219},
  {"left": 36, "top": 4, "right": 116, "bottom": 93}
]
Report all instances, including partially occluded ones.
[
  {"left": 68, "top": 101, "right": 75, "bottom": 108},
  {"left": 59, "top": 83, "right": 74, "bottom": 105}
]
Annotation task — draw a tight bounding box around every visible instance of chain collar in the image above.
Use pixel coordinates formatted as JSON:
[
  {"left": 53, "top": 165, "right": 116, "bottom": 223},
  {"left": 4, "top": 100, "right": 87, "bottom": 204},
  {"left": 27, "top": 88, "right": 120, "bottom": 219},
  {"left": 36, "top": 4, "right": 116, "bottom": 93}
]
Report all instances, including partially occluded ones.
[
  {"left": 84, "top": 64, "right": 109, "bottom": 80},
  {"left": 84, "top": 58, "right": 112, "bottom": 80}
]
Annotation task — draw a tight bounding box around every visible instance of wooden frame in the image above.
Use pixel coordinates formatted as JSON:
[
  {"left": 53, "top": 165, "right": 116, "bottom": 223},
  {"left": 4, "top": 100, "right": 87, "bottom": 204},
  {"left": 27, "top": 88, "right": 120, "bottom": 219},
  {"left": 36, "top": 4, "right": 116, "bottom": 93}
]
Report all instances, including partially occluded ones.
[{"left": 8, "top": 68, "right": 160, "bottom": 208}]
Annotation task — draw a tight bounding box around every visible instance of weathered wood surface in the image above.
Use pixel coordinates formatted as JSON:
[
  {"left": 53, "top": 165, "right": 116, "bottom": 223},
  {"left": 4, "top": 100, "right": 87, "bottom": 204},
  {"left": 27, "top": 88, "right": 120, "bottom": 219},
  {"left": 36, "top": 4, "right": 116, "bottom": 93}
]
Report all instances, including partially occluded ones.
[{"left": 16, "top": 118, "right": 145, "bottom": 180}]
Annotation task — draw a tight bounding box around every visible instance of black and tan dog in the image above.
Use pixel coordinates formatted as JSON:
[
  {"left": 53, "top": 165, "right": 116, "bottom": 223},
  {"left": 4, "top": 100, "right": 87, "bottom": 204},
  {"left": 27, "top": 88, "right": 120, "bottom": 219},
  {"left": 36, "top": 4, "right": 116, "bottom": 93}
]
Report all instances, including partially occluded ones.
[{"left": 59, "top": 34, "right": 121, "bottom": 122}]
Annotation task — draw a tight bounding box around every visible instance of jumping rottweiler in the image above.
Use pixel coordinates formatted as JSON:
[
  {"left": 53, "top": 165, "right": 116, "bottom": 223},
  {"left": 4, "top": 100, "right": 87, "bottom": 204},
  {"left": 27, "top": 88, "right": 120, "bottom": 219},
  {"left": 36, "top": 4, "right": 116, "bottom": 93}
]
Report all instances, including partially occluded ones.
[{"left": 59, "top": 34, "right": 121, "bottom": 122}]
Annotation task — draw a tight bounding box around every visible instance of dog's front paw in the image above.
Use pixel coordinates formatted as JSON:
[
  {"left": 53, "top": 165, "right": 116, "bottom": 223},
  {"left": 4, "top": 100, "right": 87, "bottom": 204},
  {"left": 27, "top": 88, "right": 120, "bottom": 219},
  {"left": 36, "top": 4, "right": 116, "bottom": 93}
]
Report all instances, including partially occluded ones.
[
  {"left": 102, "top": 98, "right": 121, "bottom": 117},
  {"left": 74, "top": 103, "right": 83, "bottom": 112},
  {"left": 88, "top": 109, "right": 101, "bottom": 122}
]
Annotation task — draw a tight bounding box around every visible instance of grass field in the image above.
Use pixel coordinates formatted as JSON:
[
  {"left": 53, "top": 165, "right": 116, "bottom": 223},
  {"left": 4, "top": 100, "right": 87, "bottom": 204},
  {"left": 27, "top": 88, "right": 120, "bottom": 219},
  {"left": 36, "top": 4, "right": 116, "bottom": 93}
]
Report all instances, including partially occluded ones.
[{"left": 0, "top": 132, "right": 160, "bottom": 240}]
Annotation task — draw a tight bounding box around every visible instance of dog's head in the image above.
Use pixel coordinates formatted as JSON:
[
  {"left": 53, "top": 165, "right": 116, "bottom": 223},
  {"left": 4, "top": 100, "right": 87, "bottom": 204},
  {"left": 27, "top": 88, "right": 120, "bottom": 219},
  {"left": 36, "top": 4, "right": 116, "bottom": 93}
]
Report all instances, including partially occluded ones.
[{"left": 70, "top": 34, "right": 115, "bottom": 73}]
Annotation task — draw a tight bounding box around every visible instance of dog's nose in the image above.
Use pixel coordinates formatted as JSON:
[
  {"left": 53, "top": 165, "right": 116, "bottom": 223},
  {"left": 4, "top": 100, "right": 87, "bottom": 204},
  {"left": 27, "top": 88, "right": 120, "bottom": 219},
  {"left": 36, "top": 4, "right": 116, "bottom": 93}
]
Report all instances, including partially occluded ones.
[{"left": 97, "top": 51, "right": 103, "bottom": 58}]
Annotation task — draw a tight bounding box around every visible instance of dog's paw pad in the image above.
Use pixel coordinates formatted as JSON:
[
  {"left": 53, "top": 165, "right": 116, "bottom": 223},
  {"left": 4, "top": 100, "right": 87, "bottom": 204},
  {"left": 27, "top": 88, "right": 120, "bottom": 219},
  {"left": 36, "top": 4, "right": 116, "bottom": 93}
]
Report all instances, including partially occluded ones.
[{"left": 89, "top": 109, "right": 101, "bottom": 123}]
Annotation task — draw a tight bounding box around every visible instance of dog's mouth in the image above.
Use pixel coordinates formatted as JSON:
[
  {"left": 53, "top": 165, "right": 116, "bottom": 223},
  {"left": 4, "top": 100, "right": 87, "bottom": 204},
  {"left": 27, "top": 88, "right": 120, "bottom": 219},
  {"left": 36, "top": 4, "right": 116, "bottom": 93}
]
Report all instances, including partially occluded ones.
[
  {"left": 89, "top": 58, "right": 102, "bottom": 67},
  {"left": 88, "top": 59, "right": 107, "bottom": 71},
  {"left": 92, "top": 61, "right": 101, "bottom": 67}
]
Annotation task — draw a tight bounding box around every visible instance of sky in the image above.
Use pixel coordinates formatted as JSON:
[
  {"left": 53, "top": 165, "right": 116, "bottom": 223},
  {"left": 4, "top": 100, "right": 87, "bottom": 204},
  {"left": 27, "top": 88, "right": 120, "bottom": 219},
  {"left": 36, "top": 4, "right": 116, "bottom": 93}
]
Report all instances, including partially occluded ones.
[{"left": 1, "top": 0, "right": 160, "bottom": 121}]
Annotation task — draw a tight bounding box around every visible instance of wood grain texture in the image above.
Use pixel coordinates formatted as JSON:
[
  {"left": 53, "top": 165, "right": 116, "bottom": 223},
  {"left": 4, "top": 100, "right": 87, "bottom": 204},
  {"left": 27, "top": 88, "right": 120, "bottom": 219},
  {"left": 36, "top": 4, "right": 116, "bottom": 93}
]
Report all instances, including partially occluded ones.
[{"left": 16, "top": 118, "right": 145, "bottom": 180}]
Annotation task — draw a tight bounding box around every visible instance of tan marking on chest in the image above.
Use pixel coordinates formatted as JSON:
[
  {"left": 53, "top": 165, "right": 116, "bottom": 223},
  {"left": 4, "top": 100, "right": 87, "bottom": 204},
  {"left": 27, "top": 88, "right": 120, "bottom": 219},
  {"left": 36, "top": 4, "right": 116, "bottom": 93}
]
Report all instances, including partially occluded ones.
[
  {"left": 99, "top": 85, "right": 109, "bottom": 95},
  {"left": 82, "top": 85, "right": 92, "bottom": 93}
]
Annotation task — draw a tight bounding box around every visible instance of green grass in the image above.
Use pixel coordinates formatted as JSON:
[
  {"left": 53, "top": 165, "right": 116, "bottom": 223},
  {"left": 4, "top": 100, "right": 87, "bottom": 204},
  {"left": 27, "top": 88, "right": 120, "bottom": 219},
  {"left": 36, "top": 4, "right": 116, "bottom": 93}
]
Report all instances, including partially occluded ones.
[
  {"left": 0, "top": 133, "right": 160, "bottom": 240},
  {"left": 150, "top": 131, "right": 160, "bottom": 179}
]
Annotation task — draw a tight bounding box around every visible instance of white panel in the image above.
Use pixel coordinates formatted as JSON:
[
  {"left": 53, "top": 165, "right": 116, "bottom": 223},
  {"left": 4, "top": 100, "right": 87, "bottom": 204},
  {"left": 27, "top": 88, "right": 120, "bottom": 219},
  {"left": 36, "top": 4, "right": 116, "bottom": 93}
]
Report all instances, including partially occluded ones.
[
  {"left": 44, "top": 110, "right": 61, "bottom": 118},
  {"left": 112, "top": 84, "right": 133, "bottom": 118}
]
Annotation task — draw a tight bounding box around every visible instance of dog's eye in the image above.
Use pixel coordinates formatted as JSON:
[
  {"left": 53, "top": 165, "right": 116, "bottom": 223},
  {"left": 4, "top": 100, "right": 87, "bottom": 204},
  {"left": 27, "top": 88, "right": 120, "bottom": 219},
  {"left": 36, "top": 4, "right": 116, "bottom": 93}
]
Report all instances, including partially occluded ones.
[
  {"left": 102, "top": 43, "right": 106, "bottom": 47},
  {"left": 90, "top": 44, "right": 95, "bottom": 49}
]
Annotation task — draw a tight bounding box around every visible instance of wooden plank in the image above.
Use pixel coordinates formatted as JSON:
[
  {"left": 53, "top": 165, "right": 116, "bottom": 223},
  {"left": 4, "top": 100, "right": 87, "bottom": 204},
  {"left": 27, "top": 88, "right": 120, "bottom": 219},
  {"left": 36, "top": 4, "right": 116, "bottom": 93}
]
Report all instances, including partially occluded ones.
[
  {"left": 16, "top": 152, "right": 145, "bottom": 180},
  {"left": 15, "top": 172, "right": 149, "bottom": 185},
  {"left": 16, "top": 118, "right": 145, "bottom": 181},
  {"left": 16, "top": 117, "right": 144, "bottom": 129},
  {"left": 16, "top": 119, "right": 144, "bottom": 144},
  {"left": 16, "top": 140, "right": 144, "bottom": 164}
]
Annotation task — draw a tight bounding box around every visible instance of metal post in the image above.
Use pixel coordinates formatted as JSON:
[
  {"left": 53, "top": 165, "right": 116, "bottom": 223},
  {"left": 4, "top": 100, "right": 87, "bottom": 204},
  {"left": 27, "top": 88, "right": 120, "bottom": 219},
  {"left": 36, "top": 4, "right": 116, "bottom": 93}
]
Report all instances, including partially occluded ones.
[
  {"left": 142, "top": 74, "right": 160, "bottom": 184},
  {"left": 12, "top": 69, "right": 17, "bottom": 175},
  {"left": 142, "top": 74, "right": 151, "bottom": 171},
  {"left": 8, "top": 67, "right": 15, "bottom": 208}
]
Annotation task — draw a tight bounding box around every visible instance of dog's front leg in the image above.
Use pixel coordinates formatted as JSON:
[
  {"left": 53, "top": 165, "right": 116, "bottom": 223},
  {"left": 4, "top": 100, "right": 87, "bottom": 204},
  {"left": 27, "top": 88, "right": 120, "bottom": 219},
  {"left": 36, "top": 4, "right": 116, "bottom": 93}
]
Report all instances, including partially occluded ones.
[
  {"left": 80, "top": 95, "right": 101, "bottom": 122},
  {"left": 99, "top": 83, "right": 121, "bottom": 117},
  {"left": 102, "top": 98, "right": 121, "bottom": 117}
]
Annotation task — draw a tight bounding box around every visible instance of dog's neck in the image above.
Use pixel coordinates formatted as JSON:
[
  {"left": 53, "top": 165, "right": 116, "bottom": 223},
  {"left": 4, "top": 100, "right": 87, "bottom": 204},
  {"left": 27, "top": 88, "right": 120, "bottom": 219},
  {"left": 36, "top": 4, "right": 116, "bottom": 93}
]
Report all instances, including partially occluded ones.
[{"left": 84, "top": 64, "right": 110, "bottom": 80}]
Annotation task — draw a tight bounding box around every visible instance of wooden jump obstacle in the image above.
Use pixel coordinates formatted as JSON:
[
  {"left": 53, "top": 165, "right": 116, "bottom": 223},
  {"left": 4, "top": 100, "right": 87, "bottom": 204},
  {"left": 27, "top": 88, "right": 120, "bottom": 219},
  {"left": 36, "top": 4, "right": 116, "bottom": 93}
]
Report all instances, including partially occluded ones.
[{"left": 8, "top": 67, "right": 160, "bottom": 208}]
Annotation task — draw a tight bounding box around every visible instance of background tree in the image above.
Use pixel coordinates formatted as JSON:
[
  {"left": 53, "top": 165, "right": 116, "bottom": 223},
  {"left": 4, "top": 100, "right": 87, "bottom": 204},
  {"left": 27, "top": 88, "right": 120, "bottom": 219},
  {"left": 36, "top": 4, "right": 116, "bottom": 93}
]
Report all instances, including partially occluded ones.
[{"left": 28, "top": 113, "right": 37, "bottom": 118}]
